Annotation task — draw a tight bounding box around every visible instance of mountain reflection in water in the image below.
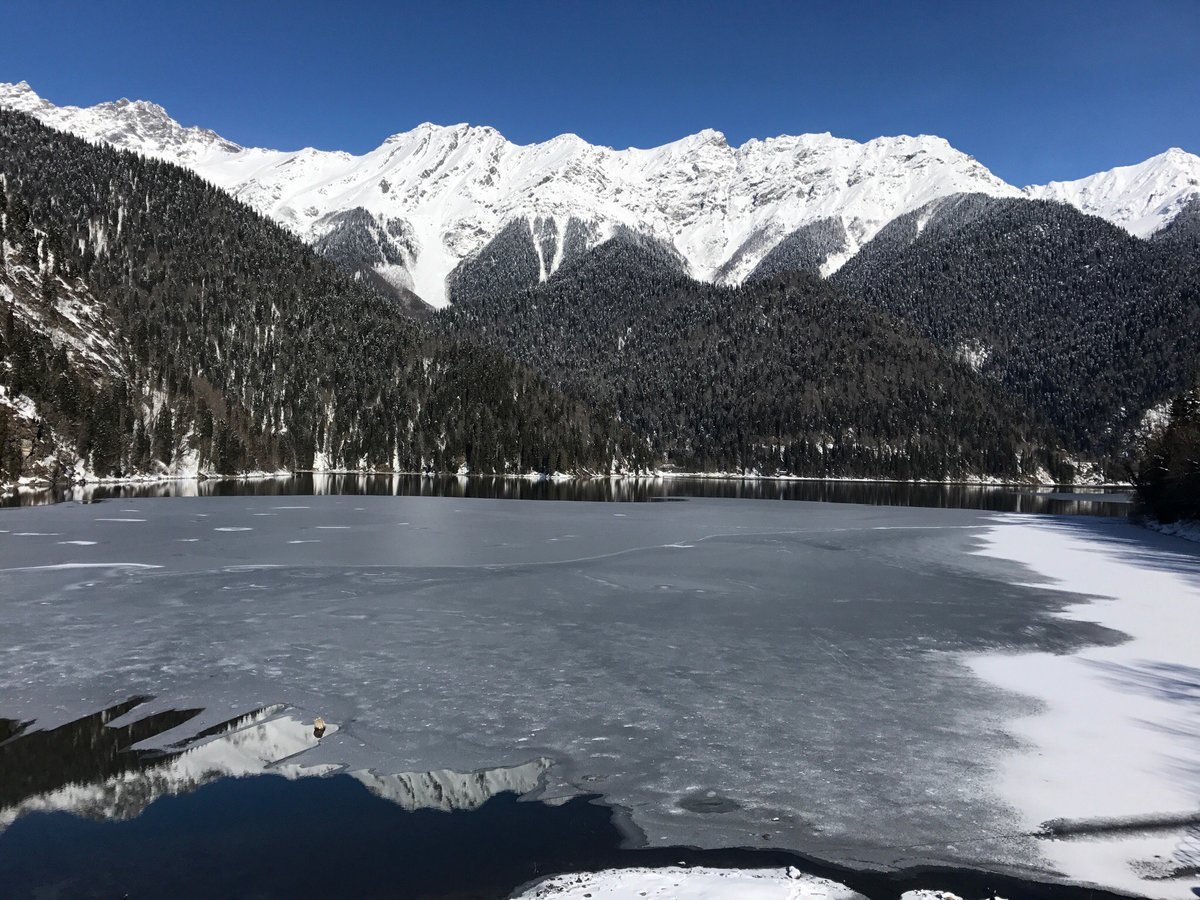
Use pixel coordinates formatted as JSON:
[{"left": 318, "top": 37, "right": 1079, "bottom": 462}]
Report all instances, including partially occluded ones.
[{"left": 0, "top": 697, "right": 550, "bottom": 832}]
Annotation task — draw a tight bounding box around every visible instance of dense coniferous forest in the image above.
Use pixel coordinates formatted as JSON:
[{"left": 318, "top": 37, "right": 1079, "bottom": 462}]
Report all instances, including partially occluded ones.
[
  {"left": 446, "top": 219, "right": 547, "bottom": 306},
  {"left": 0, "top": 110, "right": 642, "bottom": 483},
  {"left": 443, "top": 234, "right": 1075, "bottom": 480},
  {"left": 832, "top": 194, "right": 1200, "bottom": 456}
]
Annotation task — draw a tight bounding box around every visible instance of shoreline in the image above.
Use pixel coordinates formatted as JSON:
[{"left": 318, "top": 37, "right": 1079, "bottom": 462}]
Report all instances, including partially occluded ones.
[{"left": 3, "top": 469, "right": 1134, "bottom": 496}]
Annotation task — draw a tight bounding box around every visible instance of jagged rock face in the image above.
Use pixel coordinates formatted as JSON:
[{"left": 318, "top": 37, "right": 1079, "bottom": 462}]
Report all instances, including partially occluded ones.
[
  {"left": 2, "top": 81, "right": 1196, "bottom": 309},
  {"left": 0, "top": 82, "right": 241, "bottom": 162}
]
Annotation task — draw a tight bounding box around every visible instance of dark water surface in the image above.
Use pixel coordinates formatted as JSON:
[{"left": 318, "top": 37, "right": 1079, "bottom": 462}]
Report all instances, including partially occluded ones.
[{"left": 4, "top": 471, "right": 1133, "bottom": 516}]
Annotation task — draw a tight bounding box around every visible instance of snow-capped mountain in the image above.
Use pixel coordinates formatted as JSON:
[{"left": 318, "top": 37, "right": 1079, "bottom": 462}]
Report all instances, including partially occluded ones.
[
  {"left": 3, "top": 80, "right": 1195, "bottom": 308},
  {"left": 1025, "top": 147, "right": 1200, "bottom": 238},
  {"left": 0, "top": 81, "right": 241, "bottom": 164}
]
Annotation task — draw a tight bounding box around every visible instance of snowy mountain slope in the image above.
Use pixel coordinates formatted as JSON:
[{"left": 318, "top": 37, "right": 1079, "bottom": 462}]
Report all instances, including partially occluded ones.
[
  {"left": 3, "top": 80, "right": 1194, "bottom": 308},
  {"left": 0, "top": 81, "right": 1020, "bottom": 307},
  {"left": 1026, "top": 147, "right": 1200, "bottom": 238}
]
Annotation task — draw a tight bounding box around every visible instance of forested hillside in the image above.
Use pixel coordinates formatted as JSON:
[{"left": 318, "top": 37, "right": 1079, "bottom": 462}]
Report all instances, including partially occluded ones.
[
  {"left": 832, "top": 194, "right": 1200, "bottom": 457},
  {"left": 0, "top": 110, "right": 642, "bottom": 484},
  {"left": 443, "top": 236, "right": 1075, "bottom": 480}
]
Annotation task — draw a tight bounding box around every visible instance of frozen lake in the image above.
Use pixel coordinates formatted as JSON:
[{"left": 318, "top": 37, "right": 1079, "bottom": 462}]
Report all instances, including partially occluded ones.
[{"left": 1, "top": 495, "right": 1196, "bottom": 897}]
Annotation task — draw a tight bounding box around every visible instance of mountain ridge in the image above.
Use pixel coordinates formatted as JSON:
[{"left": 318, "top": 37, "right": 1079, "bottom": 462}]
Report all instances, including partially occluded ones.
[{"left": 9, "top": 80, "right": 1193, "bottom": 310}]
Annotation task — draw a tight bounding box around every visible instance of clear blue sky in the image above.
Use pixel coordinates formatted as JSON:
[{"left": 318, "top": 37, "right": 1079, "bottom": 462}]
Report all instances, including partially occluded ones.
[{"left": 4, "top": 0, "right": 1197, "bottom": 184}]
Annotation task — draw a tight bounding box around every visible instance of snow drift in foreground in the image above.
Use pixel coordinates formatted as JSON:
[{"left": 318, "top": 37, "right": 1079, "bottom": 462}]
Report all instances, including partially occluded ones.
[
  {"left": 516, "top": 866, "right": 865, "bottom": 899},
  {"left": 516, "top": 868, "right": 1009, "bottom": 899},
  {"left": 969, "top": 516, "right": 1200, "bottom": 899}
]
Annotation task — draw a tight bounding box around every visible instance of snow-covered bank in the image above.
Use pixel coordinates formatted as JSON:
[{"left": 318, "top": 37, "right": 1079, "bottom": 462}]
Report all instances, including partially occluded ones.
[
  {"left": 968, "top": 517, "right": 1200, "bottom": 898},
  {"left": 516, "top": 866, "right": 864, "bottom": 899},
  {"left": 0, "top": 468, "right": 297, "bottom": 498}
]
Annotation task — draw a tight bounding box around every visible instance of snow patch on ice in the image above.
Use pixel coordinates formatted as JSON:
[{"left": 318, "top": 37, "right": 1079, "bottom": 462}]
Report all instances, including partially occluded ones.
[{"left": 0, "top": 563, "right": 162, "bottom": 572}]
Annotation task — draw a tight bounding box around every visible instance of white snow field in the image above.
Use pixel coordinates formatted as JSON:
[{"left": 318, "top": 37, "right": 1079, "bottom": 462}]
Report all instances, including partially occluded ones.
[
  {"left": 3, "top": 81, "right": 1196, "bottom": 307},
  {"left": 1, "top": 496, "right": 1198, "bottom": 897},
  {"left": 969, "top": 516, "right": 1200, "bottom": 898},
  {"left": 515, "top": 868, "right": 1016, "bottom": 900}
]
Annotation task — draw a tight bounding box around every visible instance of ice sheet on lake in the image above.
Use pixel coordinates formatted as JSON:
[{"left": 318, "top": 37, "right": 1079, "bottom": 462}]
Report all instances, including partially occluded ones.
[{"left": 1, "top": 496, "right": 1193, "bottom": 894}]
